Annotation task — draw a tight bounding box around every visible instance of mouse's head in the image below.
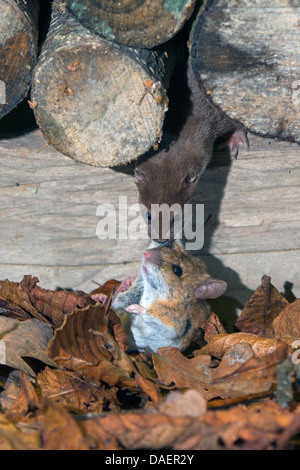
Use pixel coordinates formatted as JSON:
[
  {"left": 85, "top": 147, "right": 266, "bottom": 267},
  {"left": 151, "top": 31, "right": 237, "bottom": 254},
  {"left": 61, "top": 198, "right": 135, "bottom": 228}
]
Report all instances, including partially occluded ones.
[{"left": 141, "top": 242, "right": 227, "bottom": 301}]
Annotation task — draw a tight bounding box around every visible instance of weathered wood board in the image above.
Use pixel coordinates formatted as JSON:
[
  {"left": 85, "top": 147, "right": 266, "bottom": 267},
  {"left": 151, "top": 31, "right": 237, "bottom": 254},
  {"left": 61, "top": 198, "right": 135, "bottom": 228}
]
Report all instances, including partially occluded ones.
[
  {"left": 0, "top": 129, "right": 299, "bottom": 316},
  {"left": 190, "top": 0, "right": 300, "bottom": 142}
]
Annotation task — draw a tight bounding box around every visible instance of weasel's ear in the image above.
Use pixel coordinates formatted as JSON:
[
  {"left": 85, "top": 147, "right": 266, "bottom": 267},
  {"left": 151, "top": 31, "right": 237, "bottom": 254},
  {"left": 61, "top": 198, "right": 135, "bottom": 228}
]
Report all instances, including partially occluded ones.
[
  {"left": 195, "top": 278, "right": 227, "bottom": 299},
  {"left": 134, "top": 168, "right": 147, "bottom": 184}
]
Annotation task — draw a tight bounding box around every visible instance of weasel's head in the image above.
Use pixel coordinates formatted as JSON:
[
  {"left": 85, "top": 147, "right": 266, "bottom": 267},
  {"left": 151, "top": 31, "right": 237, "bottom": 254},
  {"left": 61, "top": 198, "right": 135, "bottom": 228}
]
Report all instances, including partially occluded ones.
[{"left": 135, "top": 142, "right": 204, "bottom": 243}]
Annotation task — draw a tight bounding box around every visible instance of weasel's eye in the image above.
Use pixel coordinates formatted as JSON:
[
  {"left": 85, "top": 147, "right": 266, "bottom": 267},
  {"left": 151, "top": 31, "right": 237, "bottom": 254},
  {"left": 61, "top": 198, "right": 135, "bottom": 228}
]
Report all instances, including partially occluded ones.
[
  {"left": 184, "top": 173, "right": 197, "bottom": 186},
  {"left": 172, "top": 264, "right": 183, "bottom": 277}
]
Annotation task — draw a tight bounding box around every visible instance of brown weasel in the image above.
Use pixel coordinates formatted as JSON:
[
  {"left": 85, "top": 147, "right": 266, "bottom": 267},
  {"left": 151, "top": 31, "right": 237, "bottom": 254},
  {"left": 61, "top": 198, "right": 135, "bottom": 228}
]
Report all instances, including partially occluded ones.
[{"left": 135, "top": 59, "right": 248, "bottom": 241}]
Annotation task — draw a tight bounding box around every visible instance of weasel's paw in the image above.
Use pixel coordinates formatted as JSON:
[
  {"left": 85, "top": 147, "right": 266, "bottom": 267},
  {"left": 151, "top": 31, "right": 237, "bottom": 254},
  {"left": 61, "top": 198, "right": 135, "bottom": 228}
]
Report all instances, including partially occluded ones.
[
  {"left": 125, "top": 304, "right": 146, "bottom": 315},
  {"left": 116, "top": 276, "right": 136, "bottom": 294},
  {"left": 91, "top": 293, "right": 108, "bottom": 303},
  {"left": 219, "top": 130, "right": 249, "bottom": 158}
]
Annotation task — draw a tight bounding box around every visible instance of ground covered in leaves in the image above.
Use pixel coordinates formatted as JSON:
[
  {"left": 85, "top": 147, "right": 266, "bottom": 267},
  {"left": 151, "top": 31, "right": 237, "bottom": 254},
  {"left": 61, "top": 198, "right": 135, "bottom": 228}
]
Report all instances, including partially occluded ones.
[{"left": 0, "top": 274, "right": 299, "bottom": 450}]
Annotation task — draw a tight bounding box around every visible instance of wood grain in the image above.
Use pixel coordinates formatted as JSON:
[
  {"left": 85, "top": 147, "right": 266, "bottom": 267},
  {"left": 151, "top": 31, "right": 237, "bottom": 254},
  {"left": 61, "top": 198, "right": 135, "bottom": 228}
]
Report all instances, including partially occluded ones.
[
  {"left": 190, "top": 0, "right": 300, "bottom": 142},
  {"left": 66, "top": 0, "right": 197, "bottom": 48},
  {"left": 0, "top": 128, "right": 299, "bottom": 311}
]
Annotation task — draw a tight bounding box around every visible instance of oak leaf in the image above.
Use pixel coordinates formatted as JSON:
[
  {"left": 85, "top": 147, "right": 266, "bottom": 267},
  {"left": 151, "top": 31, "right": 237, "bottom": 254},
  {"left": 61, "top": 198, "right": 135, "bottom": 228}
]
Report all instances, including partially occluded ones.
[{"left": 272, "top": 299, "right": 300, "bottom": 345}]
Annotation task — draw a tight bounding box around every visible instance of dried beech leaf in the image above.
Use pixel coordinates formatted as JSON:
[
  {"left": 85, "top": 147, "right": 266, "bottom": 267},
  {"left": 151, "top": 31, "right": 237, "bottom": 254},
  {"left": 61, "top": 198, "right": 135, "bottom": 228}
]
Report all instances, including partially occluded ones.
[
  {"left": 159, "top": 390, "right": 207, "bottom": 417},
  {"left": 0, "top": 278, "right": 48, "bottom": 323},
  {"left": 38, "top": 400, "right": 88, "bottom": 450},
  {"left": 203, "top": 312, "right": 227, "bottom": 343},
  {"left": 82, "top": 412, "right": 194, "bottom": 450},
  {"left": 0, "top": 317, "right": 55, "bottom": 376},
  {"left": 47, "top": 303, "right": 138, "bottom": 391},
  {"left": 20, "top": 275, "right": 93, "bottom": 327},
  {"left": 6, "top": 372, "right": 38, "bottom": 422},
  {"left": 235, "top": 275, "right": 289, "bottom": 337},
  {"left": 90, "top": 279, "right": 121, "bottom": 297},
  {"left": 272, "top": 299, "right": 300, "bottom": 345},
  {"left": 36, "top": 367, "right": 118, "bottom": 413},
  {"left": 0, "top": 297, "right": 31, "bottom": 321},
  {"left": 0, "top": 413, "right": 41, "bottom": 450},
  {"left": 199, "top": 332, "right": 284, "bottom": 359}
]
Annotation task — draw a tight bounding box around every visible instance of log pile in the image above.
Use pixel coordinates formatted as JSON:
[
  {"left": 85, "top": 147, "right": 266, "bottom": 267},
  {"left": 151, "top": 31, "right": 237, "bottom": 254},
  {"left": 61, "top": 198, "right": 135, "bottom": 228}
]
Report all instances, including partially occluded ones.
[
  {"left": 1, "top": 0, "right": 299, "bottom": 165},
  {"left": 0, "top": 0, "right": 39, "bottom": 119}
]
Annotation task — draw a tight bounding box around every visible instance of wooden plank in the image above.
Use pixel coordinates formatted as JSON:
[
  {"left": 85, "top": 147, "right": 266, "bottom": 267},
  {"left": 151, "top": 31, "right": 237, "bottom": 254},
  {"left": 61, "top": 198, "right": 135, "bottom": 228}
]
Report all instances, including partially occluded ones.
[{"left": 0, "top": 130, "right": 299, "bottom": 308}]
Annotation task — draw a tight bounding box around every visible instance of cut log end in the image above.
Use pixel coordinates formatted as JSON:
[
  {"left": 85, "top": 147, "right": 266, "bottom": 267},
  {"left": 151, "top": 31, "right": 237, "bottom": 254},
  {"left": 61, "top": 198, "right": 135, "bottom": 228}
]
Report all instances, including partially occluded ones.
[
  {"left": 66, "top": 0, "right": 197, "bottom": 48},
  {"left": 32, "top": 43, "right": 169, "bottom": 167},
  {"left": 190, "top": 0, "right": 300, "bottom": 143},
  {"left": 0, "top": 0, "right": 38, "bottom": 119}
]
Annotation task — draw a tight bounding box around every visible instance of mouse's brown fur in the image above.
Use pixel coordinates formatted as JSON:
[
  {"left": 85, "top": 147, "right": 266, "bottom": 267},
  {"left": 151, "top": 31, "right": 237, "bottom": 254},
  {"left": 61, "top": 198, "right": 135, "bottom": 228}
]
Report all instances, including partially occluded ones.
[{"left": 111, "top": 242, "right": 227, "bottom": 352}]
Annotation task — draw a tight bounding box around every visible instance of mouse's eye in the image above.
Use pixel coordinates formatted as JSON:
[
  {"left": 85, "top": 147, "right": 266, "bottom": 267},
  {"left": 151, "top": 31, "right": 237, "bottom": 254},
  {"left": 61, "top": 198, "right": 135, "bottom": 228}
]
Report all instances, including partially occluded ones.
[{"left": 172, "top": 264, "right": 183, "bottom": 277}]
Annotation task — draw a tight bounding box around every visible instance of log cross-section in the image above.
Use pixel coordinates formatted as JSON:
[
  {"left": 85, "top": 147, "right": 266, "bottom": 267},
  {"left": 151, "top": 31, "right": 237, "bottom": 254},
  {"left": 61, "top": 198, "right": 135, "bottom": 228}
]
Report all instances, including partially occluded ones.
[
  {"left": 31, "top": 0, "right": 173, "bottom": 167},
  {"left": 0, "top": 0, "right": 39, "bottom": 119}
]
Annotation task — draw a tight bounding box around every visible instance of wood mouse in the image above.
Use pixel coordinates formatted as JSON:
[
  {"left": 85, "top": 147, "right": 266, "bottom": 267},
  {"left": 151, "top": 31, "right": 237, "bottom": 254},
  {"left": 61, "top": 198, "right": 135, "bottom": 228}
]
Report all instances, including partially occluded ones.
[
  {"left": 135, "top": 59, "right": 249, "bottom": 241},
  {"left": 92, "top": 242, "right": 227, "bottom": 352}
]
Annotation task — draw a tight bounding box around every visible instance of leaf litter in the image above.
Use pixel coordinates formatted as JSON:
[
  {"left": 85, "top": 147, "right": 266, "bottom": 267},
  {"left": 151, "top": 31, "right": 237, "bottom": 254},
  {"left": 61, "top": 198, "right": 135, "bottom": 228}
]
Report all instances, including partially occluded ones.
[{"left": 0, "top": 274, "right": 299, "bottom": 450}]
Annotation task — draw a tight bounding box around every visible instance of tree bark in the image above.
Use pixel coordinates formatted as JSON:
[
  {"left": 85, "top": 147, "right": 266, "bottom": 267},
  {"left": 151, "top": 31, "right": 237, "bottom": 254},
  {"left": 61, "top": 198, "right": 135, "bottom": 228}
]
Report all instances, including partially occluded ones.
[
  {"left": 189, "top": 0, "right": 300, "bottom": 142},
  {"left": 0, "top": 0, "right": 39, "bottom": 119},
  {"left": 31, "top": 0, "right": 174, "bottom": 167},
  {"left": 66, "top": 0, "right": 196, "bottom": 48}
]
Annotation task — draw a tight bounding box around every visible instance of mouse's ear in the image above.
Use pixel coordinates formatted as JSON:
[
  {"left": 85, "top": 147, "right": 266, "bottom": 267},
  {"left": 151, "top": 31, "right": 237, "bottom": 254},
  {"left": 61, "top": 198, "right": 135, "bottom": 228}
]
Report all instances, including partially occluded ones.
[{"left": 195, "top": 278, "right": 227, "bottom": 299}]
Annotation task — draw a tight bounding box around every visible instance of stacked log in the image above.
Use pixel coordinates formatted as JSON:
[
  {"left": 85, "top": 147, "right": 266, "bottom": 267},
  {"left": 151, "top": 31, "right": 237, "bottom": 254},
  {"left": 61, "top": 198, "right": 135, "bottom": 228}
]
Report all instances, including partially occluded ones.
[
  {"left": 0, "top": 0, "right": 39, "bottom": 119},
  {"left": 189, "top": 0, "right": 300, "bottom": 142},
  {"left": 65, "top": 0, "right": 197, "bottom": 48},
  {"left": 31, "top": 0, "right": 175, "bottom": 167}
]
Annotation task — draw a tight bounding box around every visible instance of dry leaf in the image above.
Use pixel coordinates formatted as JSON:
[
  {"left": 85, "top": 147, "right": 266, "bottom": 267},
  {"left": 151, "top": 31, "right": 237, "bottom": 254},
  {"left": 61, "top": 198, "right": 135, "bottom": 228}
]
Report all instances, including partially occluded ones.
[
  {"left": 6, "top": 372, "right": 38, "bottom": 422},
  {"left": 235, "top": 275, "right": 289, "bottom": 337},
  {"left": 272, "top": 299, "right": 300, "bottom": 345},
  {"left": 203, "top": 312, "right": 227, "bottom": 343},
  {"left": 0, "top": 317, "right": 55, "bottom": 376},
  {"left": 159, "top": 390, "right": 207, "bottom": 417},
  {"left": 199, "top": 332, "right": 284, "bottom": 358},
  {"left": 36, "top": 367, "right": 118, "bottom": 413},
  {"left": 38, "top": 400, "right": 88, "bottom": 450},
  {"left": 0, "top": 413, "right": 41, "bottom": 450},
  {"left": 47, "top": 303, "right": 139, "bottom": 391}
]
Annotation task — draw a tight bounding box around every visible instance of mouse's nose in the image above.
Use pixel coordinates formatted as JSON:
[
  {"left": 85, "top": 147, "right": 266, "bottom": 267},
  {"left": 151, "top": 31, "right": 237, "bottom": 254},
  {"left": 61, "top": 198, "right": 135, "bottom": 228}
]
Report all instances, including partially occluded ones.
[{"left": 143, "top": 249, "right": 152, "bottom": 258}]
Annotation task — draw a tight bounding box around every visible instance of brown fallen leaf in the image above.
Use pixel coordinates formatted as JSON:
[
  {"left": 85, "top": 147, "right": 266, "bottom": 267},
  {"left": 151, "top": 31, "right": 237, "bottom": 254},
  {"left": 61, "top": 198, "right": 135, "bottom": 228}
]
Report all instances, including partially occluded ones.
[
  {"left": 235, "top": 275, "right": 289, "bottom": 337},
  {"left": 36, "top": 367, "right": 118, "bottom": 413},
  {"left": 47, "top": 303, "right": 139, "bottom": 391},
  {"left": 6, "top": 372, "right": 38, "bottom": 422},
  {"left": 90, "top": 279, "right": 121, "bottom": 297},
  {"left": 203, "top": 312, "right": 227, "bottom": 343},
  {"left": 0, "top": 413, "right": 41, "bottom": 450},
  {"left": 38, "top": 400, "right": 89, "bottom": 450},
  {"left": 198, "top": 332, "right": 284, "bottom": 359},
  {"left": 0, "top": 297, "right": 31, "bottom": 321},
  {"left": 272, "top": 299, "right": 300, "bottom": 346},
  {"left": 20, "top": 275, "right": 93, "bottom": 327},
  {"left": 159, "top": 390, "right": 207, "bottom": 417},
  {"left": 0, "top": 317, "right": 56, "bottom": 376}
]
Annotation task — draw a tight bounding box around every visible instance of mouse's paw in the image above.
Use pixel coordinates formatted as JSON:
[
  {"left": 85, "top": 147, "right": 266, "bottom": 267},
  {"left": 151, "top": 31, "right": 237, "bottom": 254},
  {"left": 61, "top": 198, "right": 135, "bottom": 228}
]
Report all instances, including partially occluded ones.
[
  {"left": 219, "top": 129, "right": 249, "bottom": 158},
  {"left": 125, "top": 304, "right": 146, "bottom": 315},
  {"left": 116, "top": 276, "right": 136, "bottom": 294},
  {"left": 91, "top": 293, "right": 108, "bottom": 303}
]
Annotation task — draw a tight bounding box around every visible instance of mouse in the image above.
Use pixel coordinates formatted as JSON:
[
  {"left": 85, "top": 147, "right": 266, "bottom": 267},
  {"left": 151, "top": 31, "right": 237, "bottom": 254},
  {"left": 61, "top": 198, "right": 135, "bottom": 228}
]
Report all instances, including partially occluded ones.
[
  {"left": 135, "top": 58, "right": 249, "bottom": 241},
  {"left": 92, "top": 242, "right": 227, "bottom": 352}
]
